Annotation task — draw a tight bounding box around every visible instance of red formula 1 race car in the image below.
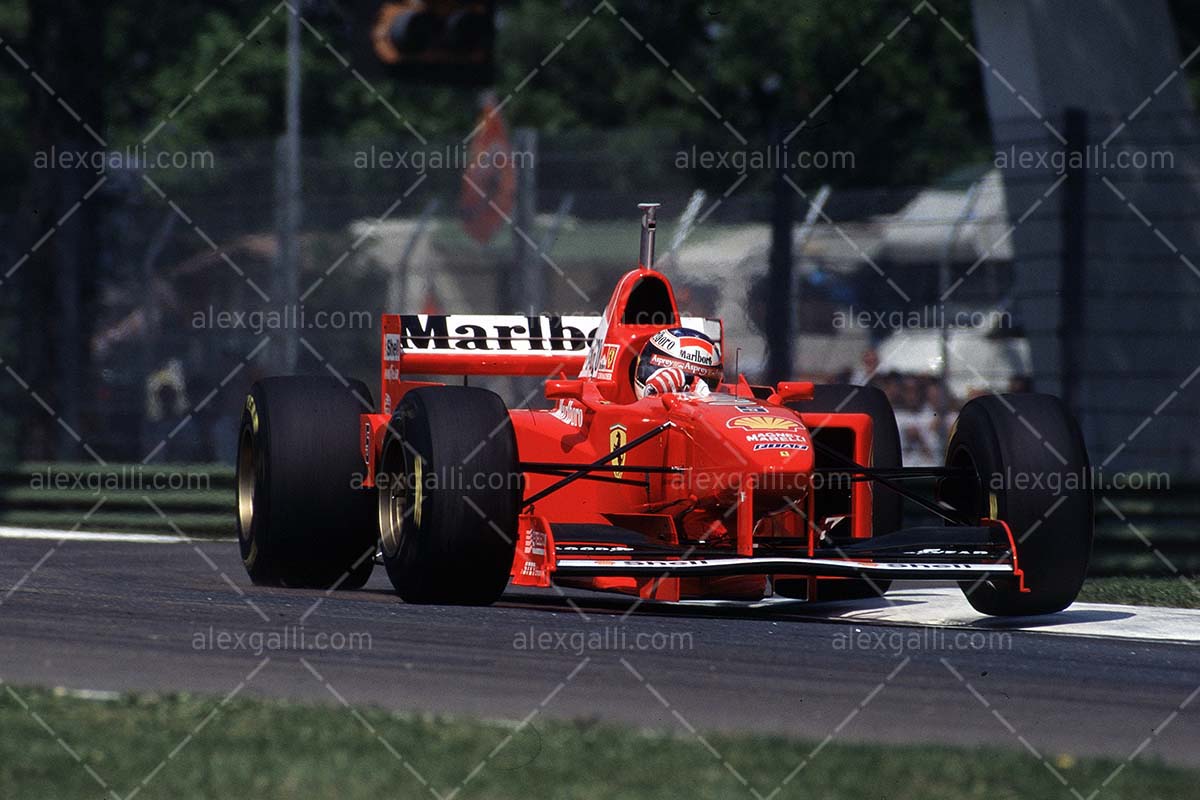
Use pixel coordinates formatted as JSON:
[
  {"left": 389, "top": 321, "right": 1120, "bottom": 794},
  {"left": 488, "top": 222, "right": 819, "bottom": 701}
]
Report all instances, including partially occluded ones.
[{"left": 236, "top": 205, "right": 1094, "bottom": 616}]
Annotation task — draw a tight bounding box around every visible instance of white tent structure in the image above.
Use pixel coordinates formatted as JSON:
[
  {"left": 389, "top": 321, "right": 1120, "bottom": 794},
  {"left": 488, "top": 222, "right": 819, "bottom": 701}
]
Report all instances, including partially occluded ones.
[
  {"left": 876, "top": 328, "right": 1032, "bottom": 400},
  {"left": 674, "top": 168, "right": 1019, "bottom": 380},
  {"left": 879, "top": 169, "right": 1013, "bottom": 264}
]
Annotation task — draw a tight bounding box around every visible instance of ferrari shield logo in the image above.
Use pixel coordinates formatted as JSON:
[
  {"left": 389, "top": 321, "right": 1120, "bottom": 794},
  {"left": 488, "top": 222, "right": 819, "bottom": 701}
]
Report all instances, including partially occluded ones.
[{"left": 609, "top": 424, "right": 628, "bottom": 479}]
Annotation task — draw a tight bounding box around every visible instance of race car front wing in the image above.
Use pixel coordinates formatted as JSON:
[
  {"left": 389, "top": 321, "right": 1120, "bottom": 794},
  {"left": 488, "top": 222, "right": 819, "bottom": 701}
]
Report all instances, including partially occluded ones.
[
  {"left": 552, "top": 555, "right": 1014, "bottom": 581},
  {"left": 513, "top": 519, "right": 1027, "bottom": 591}
]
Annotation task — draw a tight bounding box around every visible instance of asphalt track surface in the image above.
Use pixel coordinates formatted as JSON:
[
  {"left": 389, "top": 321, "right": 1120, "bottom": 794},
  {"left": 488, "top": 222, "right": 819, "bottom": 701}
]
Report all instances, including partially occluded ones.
[{"left": 2, "top": 537, "right": 1198, "bottom": 767}]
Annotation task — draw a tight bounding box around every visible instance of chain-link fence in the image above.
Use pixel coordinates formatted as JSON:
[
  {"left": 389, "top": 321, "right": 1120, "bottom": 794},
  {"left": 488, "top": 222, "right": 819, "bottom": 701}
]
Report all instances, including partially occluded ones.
[{"left": 1, "top": 113, "right": 1198, "bottom": 478}]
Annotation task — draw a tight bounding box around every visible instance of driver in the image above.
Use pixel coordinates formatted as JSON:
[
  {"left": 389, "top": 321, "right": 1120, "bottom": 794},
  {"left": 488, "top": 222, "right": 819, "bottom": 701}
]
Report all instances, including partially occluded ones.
[{"left": 634, "top": 327, "right": 724, "bottom": 398}]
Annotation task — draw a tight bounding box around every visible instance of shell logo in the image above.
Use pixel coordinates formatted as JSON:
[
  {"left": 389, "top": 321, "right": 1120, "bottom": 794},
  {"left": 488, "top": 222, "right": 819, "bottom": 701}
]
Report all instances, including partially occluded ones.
[{"left": 726, "top": 415, "right": 800, "bottom": 431}]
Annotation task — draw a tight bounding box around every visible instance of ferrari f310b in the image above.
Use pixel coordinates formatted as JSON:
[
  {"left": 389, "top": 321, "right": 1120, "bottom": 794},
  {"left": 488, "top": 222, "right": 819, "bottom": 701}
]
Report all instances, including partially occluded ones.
[{"left": 236, "top": 204, "right": 1093, "bottom": 616}]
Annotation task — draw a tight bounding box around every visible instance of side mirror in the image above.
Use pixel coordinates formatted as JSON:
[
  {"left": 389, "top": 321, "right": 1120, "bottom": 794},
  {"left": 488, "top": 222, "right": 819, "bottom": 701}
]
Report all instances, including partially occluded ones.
[
  {"left": 545, "top": 379, "right": 584, "bottom": 401},
  {"left": 545, "top": 379, "right": 616, "bottom": 408},
  {"left": 768, "top": 381, "right": 814, "bottom": 405}
]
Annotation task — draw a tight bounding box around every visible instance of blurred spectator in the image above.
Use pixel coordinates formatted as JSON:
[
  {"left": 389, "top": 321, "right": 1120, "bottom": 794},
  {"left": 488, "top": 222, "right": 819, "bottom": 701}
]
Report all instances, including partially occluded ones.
[
  {"left": 849, "top": 348, "right": 880, "bottom": 386},
  {"left": 890, "top": 376, "right": 937, "bottom": 465},
  {"left": 840, "top": 358, "right": 964, "bottom": 466}
]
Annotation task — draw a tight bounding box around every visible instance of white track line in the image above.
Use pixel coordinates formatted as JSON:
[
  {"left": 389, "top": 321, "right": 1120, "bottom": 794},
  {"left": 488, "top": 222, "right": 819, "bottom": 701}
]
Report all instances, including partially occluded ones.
[
  {"left": 681, "top": 587, "right": 1200, "bottom": 644},
  {"left": 0, "top": 526, "right": 233, "bottom": 544}
]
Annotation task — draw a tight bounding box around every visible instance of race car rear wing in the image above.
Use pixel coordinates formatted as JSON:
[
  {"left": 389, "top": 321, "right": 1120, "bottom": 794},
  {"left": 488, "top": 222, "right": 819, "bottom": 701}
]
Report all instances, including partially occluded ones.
[{"left": 379, "top": 313, "right": 722, "bottom": 405}]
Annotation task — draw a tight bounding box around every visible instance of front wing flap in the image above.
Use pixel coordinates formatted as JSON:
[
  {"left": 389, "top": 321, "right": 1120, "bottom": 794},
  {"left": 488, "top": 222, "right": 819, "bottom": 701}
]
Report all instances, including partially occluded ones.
[
  {"left": 552, "top": 555, "right": 1013, "bottom": 581},
  {"left": 513, "top": 519, "right": 1025, "bottom": 589}
]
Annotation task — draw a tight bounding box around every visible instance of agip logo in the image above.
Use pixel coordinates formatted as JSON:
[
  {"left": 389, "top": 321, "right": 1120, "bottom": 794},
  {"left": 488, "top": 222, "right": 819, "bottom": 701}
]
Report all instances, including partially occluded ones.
[
  {"left": 609, "top": 424, "right": 628, "bottom": 479},
  {"left": 726, "top": 415, "right": 800, "bottom": 432}
]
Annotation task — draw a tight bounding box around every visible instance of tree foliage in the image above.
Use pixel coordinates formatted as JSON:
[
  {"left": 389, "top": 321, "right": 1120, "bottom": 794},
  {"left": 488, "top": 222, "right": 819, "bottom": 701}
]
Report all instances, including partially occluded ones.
[
  {"left": 0, "top": 0, "right": 999, "bottom": 190},
  {"left": 1, "top": 0, "right": 1197, "bottom": 190}
]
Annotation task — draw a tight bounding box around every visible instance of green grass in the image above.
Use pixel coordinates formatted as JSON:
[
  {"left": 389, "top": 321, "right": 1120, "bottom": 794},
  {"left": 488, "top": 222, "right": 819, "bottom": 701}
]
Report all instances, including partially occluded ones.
[
  {"left": 0, "top": 510, "right": 232, "bottom": 535},
  {"left": 7, "top": 462, "right": 234, "bottom": 479},
  {"left": 0, "top": 461, "right": 234, "bottom": 537},
  {"left": 0, "top": 487, "right": 232, "bottom": 509},
  {"left": 1078, "top": 576, "right": 1200, "bottom": 609},
  {"left": 1, "top": 687, "right": 1195, "bottom": 799}
]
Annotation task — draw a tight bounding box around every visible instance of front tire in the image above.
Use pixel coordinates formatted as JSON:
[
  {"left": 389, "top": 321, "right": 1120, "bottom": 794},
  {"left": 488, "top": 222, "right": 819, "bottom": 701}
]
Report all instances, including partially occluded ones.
[
  {"left": 377, "top": 386, "right": 521, "bottom": 605},
  {"left": 237, "top": 376, "right": 378, "bottom": 589},
  {"left": 940, "top": 393, "right": 1093, "bottom": 616}
]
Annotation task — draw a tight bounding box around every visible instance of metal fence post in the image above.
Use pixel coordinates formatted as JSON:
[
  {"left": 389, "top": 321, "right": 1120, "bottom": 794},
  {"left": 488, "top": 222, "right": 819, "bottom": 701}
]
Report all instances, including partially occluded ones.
[
  {"left": 766, "top": 124, "right": 794, "bottom": 384},
  {"left": 512, "top": 127, "right": 539, "bottom": 314},
  {"left": 1060, "top": 107, "right": 1088, "bottom": 418},
  {"left": 279, "top": 3, "right": 302, "bottom": 374}
]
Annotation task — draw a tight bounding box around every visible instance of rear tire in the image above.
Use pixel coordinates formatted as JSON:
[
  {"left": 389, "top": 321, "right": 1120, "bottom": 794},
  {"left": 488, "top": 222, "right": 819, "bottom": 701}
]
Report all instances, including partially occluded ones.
[
  {"left": 779, "top": 384, "right": 902, "bottom": 601},
  {"left": 940, "top": 393, "right": 1093, "bottom": 616},
  {"left": 237, "top": 376, "right": 377, "bottom": 589},
  {"left": 377, "top": 386, "right": 521, "bottom": 604}
]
